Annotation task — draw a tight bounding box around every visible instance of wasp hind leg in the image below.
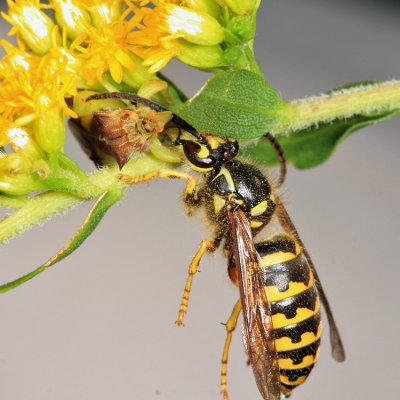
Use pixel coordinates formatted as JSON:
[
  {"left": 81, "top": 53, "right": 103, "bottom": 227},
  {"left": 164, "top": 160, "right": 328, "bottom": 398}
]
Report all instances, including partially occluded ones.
[{"left": 221, "top": 299, "right": 242, "bottom": 400}]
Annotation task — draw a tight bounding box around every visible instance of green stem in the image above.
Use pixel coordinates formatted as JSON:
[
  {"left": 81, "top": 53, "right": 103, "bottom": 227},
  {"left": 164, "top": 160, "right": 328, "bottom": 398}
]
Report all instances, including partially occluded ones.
[
  {"left": 271, "top": 80, "right": 400, "bottom": 135},
  {"left": 244, "top": 45, "right": 263, "bottom": 77},
  {"left": 0, "top": 154, "right": 174, "bottom": 245},
  {"left": 0, "top": 194, "right": 28, "bottom": 209}
]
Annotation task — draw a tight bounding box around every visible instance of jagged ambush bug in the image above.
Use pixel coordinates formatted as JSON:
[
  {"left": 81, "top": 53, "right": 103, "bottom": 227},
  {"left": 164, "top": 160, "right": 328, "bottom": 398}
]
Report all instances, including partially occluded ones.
[
  {"left": 77, "top": 92, "right": 346, "bottom": 400},
  {"left": 69, "top": 93, "right": 174, "bottom": 168}
]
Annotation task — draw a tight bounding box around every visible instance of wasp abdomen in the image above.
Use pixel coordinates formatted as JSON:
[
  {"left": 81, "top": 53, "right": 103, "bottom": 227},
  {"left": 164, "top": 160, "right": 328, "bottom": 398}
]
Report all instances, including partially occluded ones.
[{"left": 258, "top": 240, "right": 321, "bottom": 394}]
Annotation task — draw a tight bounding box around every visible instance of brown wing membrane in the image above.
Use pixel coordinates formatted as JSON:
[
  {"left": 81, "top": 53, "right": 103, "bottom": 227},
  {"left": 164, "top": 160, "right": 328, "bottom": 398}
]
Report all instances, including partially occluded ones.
[
  {"left": 275, "top": 196, "right": 346, "bottom": 362},
  {"left": 227, "top": 202, "right": 281, "bottom": 400}
]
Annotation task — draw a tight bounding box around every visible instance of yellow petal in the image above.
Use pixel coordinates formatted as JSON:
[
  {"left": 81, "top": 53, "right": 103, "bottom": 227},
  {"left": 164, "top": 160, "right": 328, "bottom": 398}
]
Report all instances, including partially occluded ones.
[
  {"left": 114, "top": 49, "right": 136, "bottom": 72},
  {"left": 15, "top": 113, "right": 36, "bottom": 126},
  {"left": 109, "top": 58, "right": 123, "bottom": 83}
]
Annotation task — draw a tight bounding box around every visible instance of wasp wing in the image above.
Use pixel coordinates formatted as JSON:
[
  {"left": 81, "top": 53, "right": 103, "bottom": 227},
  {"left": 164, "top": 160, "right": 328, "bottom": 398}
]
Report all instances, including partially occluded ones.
[
  {"left": 227, "top": 204, "right": 281, "bottom": 400},
  {"left": 275, "top": 196, "right": 346, "bottom": 362}
]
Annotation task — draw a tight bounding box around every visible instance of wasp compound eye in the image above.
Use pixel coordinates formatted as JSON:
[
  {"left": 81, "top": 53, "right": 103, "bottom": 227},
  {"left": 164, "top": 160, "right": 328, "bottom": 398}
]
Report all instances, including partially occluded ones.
[
  {"left": 221, "top": 140, "right": 239, "bottom": 162},
  {"left": 181, "top": 140, "right": 217, "bottom": 169}
]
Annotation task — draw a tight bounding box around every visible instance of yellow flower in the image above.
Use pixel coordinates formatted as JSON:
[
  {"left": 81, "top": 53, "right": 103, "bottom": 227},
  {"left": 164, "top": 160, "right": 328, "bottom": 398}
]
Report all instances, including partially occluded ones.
[
  {"left": 128, "top": 1, "right": 224, "bottom": 72},
  {"left": 73, "top": 16, "right": 139, "bottom": 84},
  {"left": 0, "top": 51, "right": 77, "bottom": 122},
  {"left": 2, "top": 0, "right": 57, "bottom": 55},
  {"left": 0, "top": 43, "right": 78, "bottom": 152}
]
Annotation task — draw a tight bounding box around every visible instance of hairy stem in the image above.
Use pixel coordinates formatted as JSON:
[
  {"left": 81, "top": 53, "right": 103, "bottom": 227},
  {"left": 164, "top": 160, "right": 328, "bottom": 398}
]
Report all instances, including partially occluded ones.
[
  {"left": 271, "top": 80, "right": 400, "bottom": 135},
  {"left": 0, "top": 154, "right": 173, "bottom": 245}
]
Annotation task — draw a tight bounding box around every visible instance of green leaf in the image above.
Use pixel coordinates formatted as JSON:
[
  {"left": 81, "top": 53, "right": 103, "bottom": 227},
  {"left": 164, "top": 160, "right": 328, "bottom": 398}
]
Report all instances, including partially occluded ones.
[
  {"left": 178, "top": 70, "right": 292, "bottom": 139},
  {"left": 0, "top": 187, "right": 123, "bottom": 293},
  {"left": 243, "top": 109, "right": 399, "bottom": 169}
]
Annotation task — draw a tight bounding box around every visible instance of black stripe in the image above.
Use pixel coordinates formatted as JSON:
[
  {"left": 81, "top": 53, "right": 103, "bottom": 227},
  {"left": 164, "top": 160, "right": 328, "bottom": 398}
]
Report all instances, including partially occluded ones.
[
  {"left": 270, "top": 285, "right": 318, "bottom": 319},
  {"left": 259, "top": 251, "right": 311, "bottom": 292},
  {"left": 273, "top": 313, "right": 321, "bottom": 343},
  {"left": 256, "top": 234, "right": 296, "bottom": 256},
  {"left": 280, "top": 364, "right": 315, "bottom": 382},
  {"left": 277, "top": 339, "right": 321, "bottom": 365},
  {"left": 281, "top": 382, "right": 298, "bottom": 391}
]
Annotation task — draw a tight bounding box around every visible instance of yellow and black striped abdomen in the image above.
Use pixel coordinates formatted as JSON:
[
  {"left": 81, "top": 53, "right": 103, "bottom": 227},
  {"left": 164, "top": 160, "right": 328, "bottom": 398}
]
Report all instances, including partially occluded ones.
[{"left": 257, "top": 240, "right": 321, "bottom": 395}]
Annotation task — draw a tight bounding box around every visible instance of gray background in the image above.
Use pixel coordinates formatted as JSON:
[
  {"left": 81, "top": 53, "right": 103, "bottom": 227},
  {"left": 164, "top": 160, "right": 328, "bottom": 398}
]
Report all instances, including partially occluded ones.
[{"left": 1, "top": 1, "right": 399, "bottom": 399}]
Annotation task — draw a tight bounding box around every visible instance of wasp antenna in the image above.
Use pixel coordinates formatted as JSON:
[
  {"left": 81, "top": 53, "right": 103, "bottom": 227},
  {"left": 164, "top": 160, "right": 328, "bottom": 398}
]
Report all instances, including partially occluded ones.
[
  {"left": 263, "top": 133, "right": 286, "bottom": 187},
  {"left": 86, "top": 92, "right": 167, "bottom": 112}
]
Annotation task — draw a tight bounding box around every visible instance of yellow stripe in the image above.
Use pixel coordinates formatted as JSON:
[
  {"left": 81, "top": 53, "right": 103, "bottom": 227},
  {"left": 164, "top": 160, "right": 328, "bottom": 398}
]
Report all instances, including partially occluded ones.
[
  {"left": 213, "top": 194, "right": 226, "bottom": 214},
  {"left": 275, "top": 323, "right": 322, "bottom": 351},
  {"left": 250, "top": 220, "right": 263, "bottom": 228},
  {"left": 212, "top": 167, "right": 235, "bottom": 192},
  {"left": 278, "top": 354, "right": 316, "bottom": 370},
  {"left": 272, "top": 298, "right": 320, "bottom": 328},
  {"left": 187, "top": 162, "right": 213, "bottom": 173},
  {"left": 261, "top": 251, "right": 296, "bottom": 267},
  {"left": 266, "top": 272, "right": 314, "bottom": 302},
  {"left": 260, "top": 242, "right": 301, "bottom": 268},
  {"left": 250, "top": 200, "right": 268, "bottom": 217}
]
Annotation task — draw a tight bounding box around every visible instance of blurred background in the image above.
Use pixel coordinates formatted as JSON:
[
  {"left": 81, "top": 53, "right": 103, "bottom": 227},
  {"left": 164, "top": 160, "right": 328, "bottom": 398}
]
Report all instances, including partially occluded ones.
[{"left": 1, "top": 1, "right": 399, "bottom": 399}]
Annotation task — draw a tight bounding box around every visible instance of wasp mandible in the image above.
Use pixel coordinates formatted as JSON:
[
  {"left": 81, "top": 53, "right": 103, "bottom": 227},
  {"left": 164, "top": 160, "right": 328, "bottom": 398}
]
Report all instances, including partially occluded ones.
[{"left": 81, "top": 92, "right": 346, "bottom": 400}]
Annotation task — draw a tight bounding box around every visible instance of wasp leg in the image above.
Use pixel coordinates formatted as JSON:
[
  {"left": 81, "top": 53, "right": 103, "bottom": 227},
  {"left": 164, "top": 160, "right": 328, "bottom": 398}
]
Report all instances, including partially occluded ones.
[
  {"left": 221, "top": 299, "right": 242, "bottom": 400},
  {"left": 175, "top": 239, "right": 217, "bottom": 326},
  {"left": 120, "top": 168, "right": 198, "bottom": 215}
]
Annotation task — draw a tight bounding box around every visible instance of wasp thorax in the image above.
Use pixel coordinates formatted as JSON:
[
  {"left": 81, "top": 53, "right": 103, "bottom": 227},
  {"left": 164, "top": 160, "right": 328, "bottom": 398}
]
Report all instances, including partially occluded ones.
[{"left": 201, "top": 159, "right": 275, "bottom": 233}]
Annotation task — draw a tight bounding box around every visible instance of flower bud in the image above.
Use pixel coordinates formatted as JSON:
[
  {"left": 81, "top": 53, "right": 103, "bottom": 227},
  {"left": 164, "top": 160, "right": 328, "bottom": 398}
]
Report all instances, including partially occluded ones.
[
  {"left": 226, "top": 14, "right": 256, "bottom": 42},
  {"left": 0, "top": 153, "right": 46, "bottom": 195},
  {"left": 0, "top": 152, "right": 31, "bottom": 174},
  {"left": 157, "top": 5, "right": 224, "bottom": 46},
  {"left": 7, "top": 126, "right": 44, "bottom": 161},
  {"left": 50, "top": 0, "right": 91, "bottom": 40},
  {"left": 137, "top": 79, "right": 168, "bottom": 100},
  {"left": 216, "top": 0, "right": 259, "bottom": 15},
  {"left": 0, "top": 172, "right": 45, "bottom": 195},
  {"left": 184, "top": 0, "right": 221, "bottom": 19},
  {"left": 177, "top": 40, "right": 225, "bottom": 69},
  {"left": 121, "top": 54, "right": 157, "bottom": 91},
  {"left": 89, "top": 0, "right": 124, "bottom": 28},
  {"left": 3, "top": 0, "right": 56, "bottom": 55},
  {"left": 31, "top": 106, "right": 65, "bottom": 153}
]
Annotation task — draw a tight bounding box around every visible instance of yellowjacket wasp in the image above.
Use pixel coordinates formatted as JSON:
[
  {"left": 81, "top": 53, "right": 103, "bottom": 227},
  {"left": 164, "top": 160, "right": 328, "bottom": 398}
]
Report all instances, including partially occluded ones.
[{"left": 75, "top": 91, "right": 346, "bottom": 400}]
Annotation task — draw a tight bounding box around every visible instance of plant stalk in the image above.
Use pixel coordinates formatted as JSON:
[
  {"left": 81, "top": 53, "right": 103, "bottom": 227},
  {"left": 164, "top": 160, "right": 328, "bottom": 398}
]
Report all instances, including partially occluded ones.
[{"left": 271, "top": 80, "right": 400, "bottom": 135}]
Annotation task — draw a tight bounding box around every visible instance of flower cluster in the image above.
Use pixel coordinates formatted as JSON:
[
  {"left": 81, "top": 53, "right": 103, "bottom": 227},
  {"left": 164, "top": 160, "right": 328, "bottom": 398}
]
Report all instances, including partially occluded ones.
[
  {"left": 0, "top": 0, "right": 260, "bottom": 195},
  {"left": 129, "top": 0, "right": 260, "bottom": 72}
]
